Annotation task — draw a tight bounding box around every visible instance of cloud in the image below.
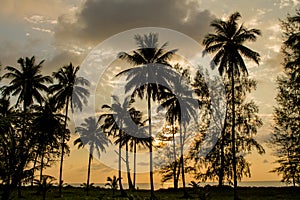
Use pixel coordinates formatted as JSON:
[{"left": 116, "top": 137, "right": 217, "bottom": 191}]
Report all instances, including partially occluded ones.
[
  {"left": 275, "top": 0, "right": 299, "bottom": 9},
  {"left": 44, "top": 50, "right": 86, "bottom": 73},
  {"left": 24, "top": 15, "right": 57, "bottom": 24},
  {"left": 32, "top": 27, "right": 53, "bottom": 34},
  {"left": 54, "top": 0, "right": 215, "bottom": 47},
  {"left": 0, "top": 0, "right": 69, "bottom": 19}
]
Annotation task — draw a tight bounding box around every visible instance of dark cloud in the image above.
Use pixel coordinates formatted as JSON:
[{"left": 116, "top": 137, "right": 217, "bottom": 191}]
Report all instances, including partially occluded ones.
[
  {"left": 44, "top": 50, "right": 86, "bottom": 74},
  {"left": 54, "top": 0, "right": 215, "bottom": 46}
]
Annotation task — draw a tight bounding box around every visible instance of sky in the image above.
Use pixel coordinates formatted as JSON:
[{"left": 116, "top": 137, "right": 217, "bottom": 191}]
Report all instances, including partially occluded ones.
[{"left": 0, "top": 0, "right": 299, "bottom": 186}]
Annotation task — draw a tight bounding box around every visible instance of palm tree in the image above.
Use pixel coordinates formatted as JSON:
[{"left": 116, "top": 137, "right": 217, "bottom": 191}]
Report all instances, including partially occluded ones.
[
  {"left": 0, "top": 96, "right": 15, "bottom": 200},
  {"left": 99, "top": 96, "right": 131, "bottom": 195},
  {"left": 105, "top": 176, "right": 120, "bottom": 196},
  {"left": 31, "top": 97, "right": 64, "bottom": 185},
  {"left": 117, "top": 33, "right": 177, "bottom": 199},
  {"left": 50, "top": 63, "right": 90, "bottom": 196},
  {"left": 121, "top": 107, "right": 149, "bottom": 190},
  {"left": 2, "top": 56, "right": 52, "bottom": 112},
  {"left": 74, "top": 116, "right": 110, "bottom": 195},
  {"left": 128, "top": 111, "right": 149, "bottom": 189},
  {"left": 33, "top": 175, "right": 56, "bottom": 200},
  {"left": 159, "top": 75, "right": 198, "bottom": 197},
  {"left": 1, "top": 56, "right": 52, "bottom": 197},
  {"left": 203, "top": 12, "right": 261, "bottom": 199}
]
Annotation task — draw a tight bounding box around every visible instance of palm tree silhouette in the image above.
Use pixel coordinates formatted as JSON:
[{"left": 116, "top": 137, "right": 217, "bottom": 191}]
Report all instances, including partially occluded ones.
[
  {"left": 50, "top": 63, "right": 90, "bottom": 196},
  {"left": 2, "top": 56, "right": 52, "bottom": 197},
  {"left": 203, "top": 12, "right": 261, "bottom": 199},
  {"left": 128, "top": 112, "right": 149, "bottom": 189},
  {"left": 74, "top": 116, "right": 109, "bottom": 195},
  {"left": 2, "top": 56, "right": 52, "bottom": 112},
  {"left": 105, "top": 175, "right": 120, "bottom": 196},
  {"left": 159, "top": 74, "right": 198, "bottom": 197},
  {"left": 99, "top": 96, "right": 132, "bottom": 195},
  {"left": 121, "top": 107, "right": 149, "bottom": 190},
  {"left": 32, "top": 97, "right": 64, "bottom": 186},
  {"left": 0, "top": 96, "right": 21, "bottom": 200},
  {"left": 117, "top": 33, "right": 177, "bottom": 199}
]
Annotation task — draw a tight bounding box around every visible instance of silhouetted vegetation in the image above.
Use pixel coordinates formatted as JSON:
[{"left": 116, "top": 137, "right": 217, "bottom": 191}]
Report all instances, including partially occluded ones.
[
  {"left": 269, "top": 10, "right": 300, "bottom": 187},
  {"left": 202, "top": 12, "right": 262, "bottom": 200},
  {"left": 0, "top": 9, "right": 299, "bottom": 200}
]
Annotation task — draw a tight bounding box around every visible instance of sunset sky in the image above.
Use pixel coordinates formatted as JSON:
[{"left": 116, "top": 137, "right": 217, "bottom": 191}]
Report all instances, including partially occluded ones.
[{"left": 0, "top": 0, "right": 298, "bottom": 186}]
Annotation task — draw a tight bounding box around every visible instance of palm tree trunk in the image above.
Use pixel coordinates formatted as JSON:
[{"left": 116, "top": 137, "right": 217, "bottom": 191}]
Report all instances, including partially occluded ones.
[
  {"left": 231, "top": 69, "right": 238, "bottom": 200},
  {"left": 2, "top": 181, "right": 11, "bottom": 200},
  {"left": 86, "top": 153, "right": 92, "bottom": 196},
  {"left": 133, "top": 140, "right": 137, "bottom": 189},
  {"left": 40, "top": 151, "right": 44, "bottom": 183},
  {"left": 219, "top": 109, "right": 227, "bottom": 188},
  {"left": 171, "top": 117, "right": 178, "bottom": 190},
  {"left": 31, "top": 152, "right": 38, "bottom": 187},
  {"left": 17, "top": 100, "right": 28, "bottom": 198},
  {"left": 293, "top": 175, "right": 295, "bottom": 187},
  {"left": 179, "top": 122, "right": 188, "bottom": 197},
  {"left": 125, "top": 139, "right": 133, "bottom": 190},
  {"left": 219, "top": 129, "right": 225, "bottom": 187},
  {"left": 37, "top": 151, "right": 45, "bottom": 194},
  {"left": 42, "top": 186, "right": 46, "bottom": 200},
  {"left": 176, "top": 160, "right": 181, "bottom": 185},
  {"left": 118, "top": 135, "right": 125, "bottom": 196},
  {"left": 17, "top": 181, "right": 22, "bottom": 198},
  {"left": 147, "top": 89, "right": 155, "bottom": 199},
  {"left": 59, "top": 97, "right": 69, "bottom": 196}
]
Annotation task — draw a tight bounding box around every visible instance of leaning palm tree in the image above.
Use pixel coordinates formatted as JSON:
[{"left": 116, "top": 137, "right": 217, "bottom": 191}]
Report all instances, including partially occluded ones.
[
  {"left": 117, "top": 33, "right": 177, "bottom": 199},
  {"left": 50, "top": 63, "right": 90, "bottom": 196},
  {"left": 74, "top": 116, "right": 109, "bottom": 196},
  {"left": 203, "top": 12, "right": 261, "bottom": 199}
]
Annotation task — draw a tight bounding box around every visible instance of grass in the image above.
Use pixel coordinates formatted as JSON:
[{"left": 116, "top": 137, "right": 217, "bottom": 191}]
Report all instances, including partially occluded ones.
[{"left": 2, "top": 185, "right": 300, "bottom": 200}]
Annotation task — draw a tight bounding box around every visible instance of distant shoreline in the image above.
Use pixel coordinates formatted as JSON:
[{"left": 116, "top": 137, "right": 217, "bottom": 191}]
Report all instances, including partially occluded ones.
[{"left": 63, "top": 181, "right": 290, "bottom": 189}]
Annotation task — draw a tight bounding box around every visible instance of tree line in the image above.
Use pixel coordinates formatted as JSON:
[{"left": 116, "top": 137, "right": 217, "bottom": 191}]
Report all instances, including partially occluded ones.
[{"left": 0, "top": 11, "right": 299, "bottom": 200}]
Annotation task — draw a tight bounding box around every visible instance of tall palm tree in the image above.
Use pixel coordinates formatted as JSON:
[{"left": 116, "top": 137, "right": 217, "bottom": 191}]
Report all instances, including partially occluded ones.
[
  {"left": 74, "top": 116, "right": 109, "bottom": 195},
  {"left": 1, "top": 56, "right": 52, "bottom": 197},
  {"left": 159, "top": 76, "right": 198, "bottom": 197},
  {"left": 50, "top": 63, "right": 90, "bottom": 196},
  {"left": 203, "top": 12, "right": 261, "bottom": 199},
  {"left": 127, "top": 110, "right": 149, "bottom": 189},
  {"left": 32, "top": 97, "right": 64, "bottom": 185},
  {"left": 99, "top": 96, "right": 132, "bottom": 195},
  {"left": 117, "top": 33, "right": 177, "bottom": 199},
  {"left": 120, "top": 107, "right": 149, "bottom": 190}
]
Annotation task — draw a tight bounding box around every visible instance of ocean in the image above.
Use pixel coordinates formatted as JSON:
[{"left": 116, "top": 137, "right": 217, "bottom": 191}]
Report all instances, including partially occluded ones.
[{"left": 69, "top": 181, "right": 289, "bottom": 189}]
